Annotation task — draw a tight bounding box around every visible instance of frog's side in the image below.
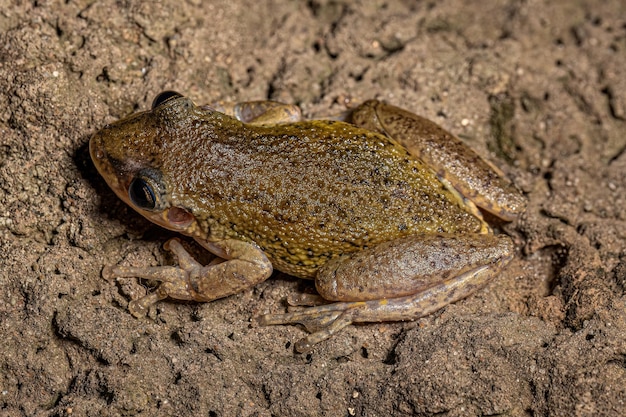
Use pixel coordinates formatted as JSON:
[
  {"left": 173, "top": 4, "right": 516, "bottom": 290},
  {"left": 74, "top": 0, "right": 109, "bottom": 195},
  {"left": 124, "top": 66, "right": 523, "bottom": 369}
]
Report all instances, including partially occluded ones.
[{"left": 90, "top": 92, "right": 525, "bottom": 352}]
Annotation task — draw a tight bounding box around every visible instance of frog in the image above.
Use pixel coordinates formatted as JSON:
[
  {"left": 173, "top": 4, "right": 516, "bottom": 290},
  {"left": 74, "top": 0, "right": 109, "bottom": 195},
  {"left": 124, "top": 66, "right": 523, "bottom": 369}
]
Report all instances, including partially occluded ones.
[{"left": 90, "top": 91, "right": 526, "bottom": 352}]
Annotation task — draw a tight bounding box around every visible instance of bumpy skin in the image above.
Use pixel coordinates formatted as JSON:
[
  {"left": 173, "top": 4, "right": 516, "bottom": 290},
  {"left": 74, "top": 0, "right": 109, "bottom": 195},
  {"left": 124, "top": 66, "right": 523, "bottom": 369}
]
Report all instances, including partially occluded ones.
[{"left": 90, "top": 93, "right": 525, "bottom": 352}]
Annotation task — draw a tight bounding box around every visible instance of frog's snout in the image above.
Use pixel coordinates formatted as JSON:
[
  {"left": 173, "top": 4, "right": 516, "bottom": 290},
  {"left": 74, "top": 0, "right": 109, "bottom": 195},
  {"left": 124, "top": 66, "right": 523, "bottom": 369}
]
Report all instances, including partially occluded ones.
[
  {"left": 90, "top": 123, "right": 129, "bottom": 171},
  {"left": 89, "top": 128, "right": 124, "bottom": 188}
]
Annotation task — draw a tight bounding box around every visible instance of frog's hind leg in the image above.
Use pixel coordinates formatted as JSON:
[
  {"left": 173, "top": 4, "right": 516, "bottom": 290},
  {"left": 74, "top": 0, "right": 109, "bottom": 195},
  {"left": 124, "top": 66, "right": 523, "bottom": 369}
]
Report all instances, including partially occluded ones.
[
  {"left": 346, "top": 100, "right": 527, "bottom": 221},
  {"left": 438, "top": 175, "right": 492, "bottom": 234},
  {"left": 258, "top": 262, "right": 504, "bottom": 353},
  {"left": 257, "top": 302, "right": 355, "bottom": 352}
]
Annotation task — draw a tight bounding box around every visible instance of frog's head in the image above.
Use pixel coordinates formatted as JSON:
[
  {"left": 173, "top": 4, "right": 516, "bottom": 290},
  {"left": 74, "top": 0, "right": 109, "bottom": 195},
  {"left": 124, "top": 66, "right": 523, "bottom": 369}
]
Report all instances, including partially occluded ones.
[{"left": 90, "top": 91, "right": 204, "bottom": 237}]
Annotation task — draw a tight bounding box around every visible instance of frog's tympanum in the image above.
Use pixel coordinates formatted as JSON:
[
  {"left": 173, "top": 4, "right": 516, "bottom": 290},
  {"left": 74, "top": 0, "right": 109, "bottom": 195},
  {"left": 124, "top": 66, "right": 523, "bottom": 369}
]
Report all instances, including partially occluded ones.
[{"left": 90, "top": 91, "right": 526, "bottom": 352}]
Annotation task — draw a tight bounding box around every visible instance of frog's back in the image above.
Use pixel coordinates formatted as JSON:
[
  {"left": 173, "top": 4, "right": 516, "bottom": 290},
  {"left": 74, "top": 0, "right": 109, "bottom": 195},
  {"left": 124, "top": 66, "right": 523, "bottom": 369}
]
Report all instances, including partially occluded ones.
[{"left": 159, "top": 110, "right": 483, "bottom": 278}]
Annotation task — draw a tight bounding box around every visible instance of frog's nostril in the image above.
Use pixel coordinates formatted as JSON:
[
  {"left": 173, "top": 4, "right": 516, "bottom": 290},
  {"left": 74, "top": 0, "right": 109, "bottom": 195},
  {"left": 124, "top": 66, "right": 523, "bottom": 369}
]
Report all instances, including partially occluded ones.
[
  {"left": 93, "top": 146, "right": 105, "bottom": 160},
  {"left": 89, "top": 136, "right": 105, "bottom": 160}
]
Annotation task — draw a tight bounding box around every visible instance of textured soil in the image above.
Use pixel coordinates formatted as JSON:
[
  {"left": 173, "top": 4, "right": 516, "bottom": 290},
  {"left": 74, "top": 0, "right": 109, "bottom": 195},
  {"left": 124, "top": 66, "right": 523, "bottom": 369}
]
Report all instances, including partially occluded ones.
[{"left": 1, "top": 0, "right": 625, "bottom": 416}]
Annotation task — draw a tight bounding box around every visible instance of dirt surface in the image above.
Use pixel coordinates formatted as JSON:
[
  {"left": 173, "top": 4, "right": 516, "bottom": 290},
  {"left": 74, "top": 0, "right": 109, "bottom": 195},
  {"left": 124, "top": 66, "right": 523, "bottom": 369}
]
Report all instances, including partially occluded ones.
[{"left": 1, "top": 0, "right": 625, "bottom": 416}]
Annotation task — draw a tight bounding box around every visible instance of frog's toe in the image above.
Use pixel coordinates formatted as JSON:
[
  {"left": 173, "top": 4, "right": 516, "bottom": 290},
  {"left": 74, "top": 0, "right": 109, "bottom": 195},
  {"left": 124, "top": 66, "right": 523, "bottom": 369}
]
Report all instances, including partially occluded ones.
[
  {"left": 258, "top": 308, "right": 342, "bottom": 332},
  {"left": 128, "top": 286, "right": 170, "bottom": 318},
  {"left": 286, "top": 292, "right": 328, "bottom": 307},
  {"left": 292, "top": 312, "right": 355, "bottom": 353},
  {"left": 101, "top": 264, "right": 116, "bottom": 281},
  {"left": 128, "top": 299, "right": 149, "bottom": 318}
]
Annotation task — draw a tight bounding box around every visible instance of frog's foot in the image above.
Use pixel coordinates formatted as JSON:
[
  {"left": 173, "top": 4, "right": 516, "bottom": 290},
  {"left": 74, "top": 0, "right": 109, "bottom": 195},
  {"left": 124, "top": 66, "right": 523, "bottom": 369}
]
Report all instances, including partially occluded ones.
[
  {"left": 102, "top": 238, "right": 207, "bottom": 317},
  {"left": 258, "top": 301, "right": 364, "bottom": 352},
  {"left": 103, "top": 238, "right": 272, "bottom": 317},
  {"left": 258, "top": 263, "right": 499, "bottom": 353}
]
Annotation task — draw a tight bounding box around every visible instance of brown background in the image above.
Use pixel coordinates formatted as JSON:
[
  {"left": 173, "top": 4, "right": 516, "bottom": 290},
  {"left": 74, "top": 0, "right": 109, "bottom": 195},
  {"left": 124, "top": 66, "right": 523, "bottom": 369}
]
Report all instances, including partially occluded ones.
[{"left": 1, "top": 0, "right": 625, "bottom": 415}]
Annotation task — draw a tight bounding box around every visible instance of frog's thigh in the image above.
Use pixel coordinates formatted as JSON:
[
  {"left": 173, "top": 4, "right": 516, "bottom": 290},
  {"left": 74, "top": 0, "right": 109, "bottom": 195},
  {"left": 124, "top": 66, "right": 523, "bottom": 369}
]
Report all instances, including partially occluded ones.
[{"left": 315, "top": 234, "right": 514, "bottom": 302}]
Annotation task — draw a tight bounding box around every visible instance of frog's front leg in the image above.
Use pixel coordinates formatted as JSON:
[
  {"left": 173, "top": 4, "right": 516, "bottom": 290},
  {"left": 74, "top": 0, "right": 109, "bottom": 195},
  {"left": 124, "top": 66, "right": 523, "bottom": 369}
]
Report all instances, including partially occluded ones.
[
  {"left": 104, "top": 238, "right": 272, "bottom": 317},
  {"left": 208, "top": 100, "right": 302, "bottom": 125},
  {"left": 258, "top": 234, "right": 514, "bottom": 352}
]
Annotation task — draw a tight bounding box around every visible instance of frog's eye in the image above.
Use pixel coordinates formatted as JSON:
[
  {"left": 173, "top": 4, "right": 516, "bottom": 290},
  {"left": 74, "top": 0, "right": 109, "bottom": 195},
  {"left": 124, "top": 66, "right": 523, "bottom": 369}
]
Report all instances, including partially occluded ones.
[
  {"left": 129, "top": 178, "right": 158, "bottom": 210},
  {"left": 128, "top": 169, "right": 167, "bottom": 212},
  {"left": 152, "top": 91, "right": 184, "bottom": 109}
]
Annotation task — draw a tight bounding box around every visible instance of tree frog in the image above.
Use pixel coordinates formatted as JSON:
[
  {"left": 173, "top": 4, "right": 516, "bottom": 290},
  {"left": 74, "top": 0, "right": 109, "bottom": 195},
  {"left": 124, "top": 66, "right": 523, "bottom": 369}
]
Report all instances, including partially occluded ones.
[{"left": 90, "top": 91, "right": 526, "bottom": 352}]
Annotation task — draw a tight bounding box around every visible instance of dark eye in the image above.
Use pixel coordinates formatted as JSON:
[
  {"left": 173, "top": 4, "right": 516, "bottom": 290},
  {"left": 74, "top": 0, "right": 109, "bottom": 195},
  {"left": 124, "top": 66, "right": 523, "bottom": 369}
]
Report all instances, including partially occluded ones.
[
  {"left": 128, "top": 168, "right": 167, "bottom": 212},
  {"left": 129, "top": 177, "right": 158, "bottom": 210},
  {"left": 152, "top": 91, "right": 184, "bottom": 109}
]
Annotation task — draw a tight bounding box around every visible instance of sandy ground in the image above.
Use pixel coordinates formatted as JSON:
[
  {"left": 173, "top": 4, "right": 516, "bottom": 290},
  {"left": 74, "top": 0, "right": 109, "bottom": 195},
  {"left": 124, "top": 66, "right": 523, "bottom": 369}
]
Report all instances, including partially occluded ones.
[{"left": 1, "top": 0, "right": 625, "bottom": 415}]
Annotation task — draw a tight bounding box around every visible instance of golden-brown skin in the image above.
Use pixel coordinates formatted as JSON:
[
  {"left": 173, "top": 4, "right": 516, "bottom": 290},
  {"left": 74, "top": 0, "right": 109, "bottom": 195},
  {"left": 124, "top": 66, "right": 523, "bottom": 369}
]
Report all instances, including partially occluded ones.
[{"left": 90, "top": 92, "right": 525, "bottom": 352}]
